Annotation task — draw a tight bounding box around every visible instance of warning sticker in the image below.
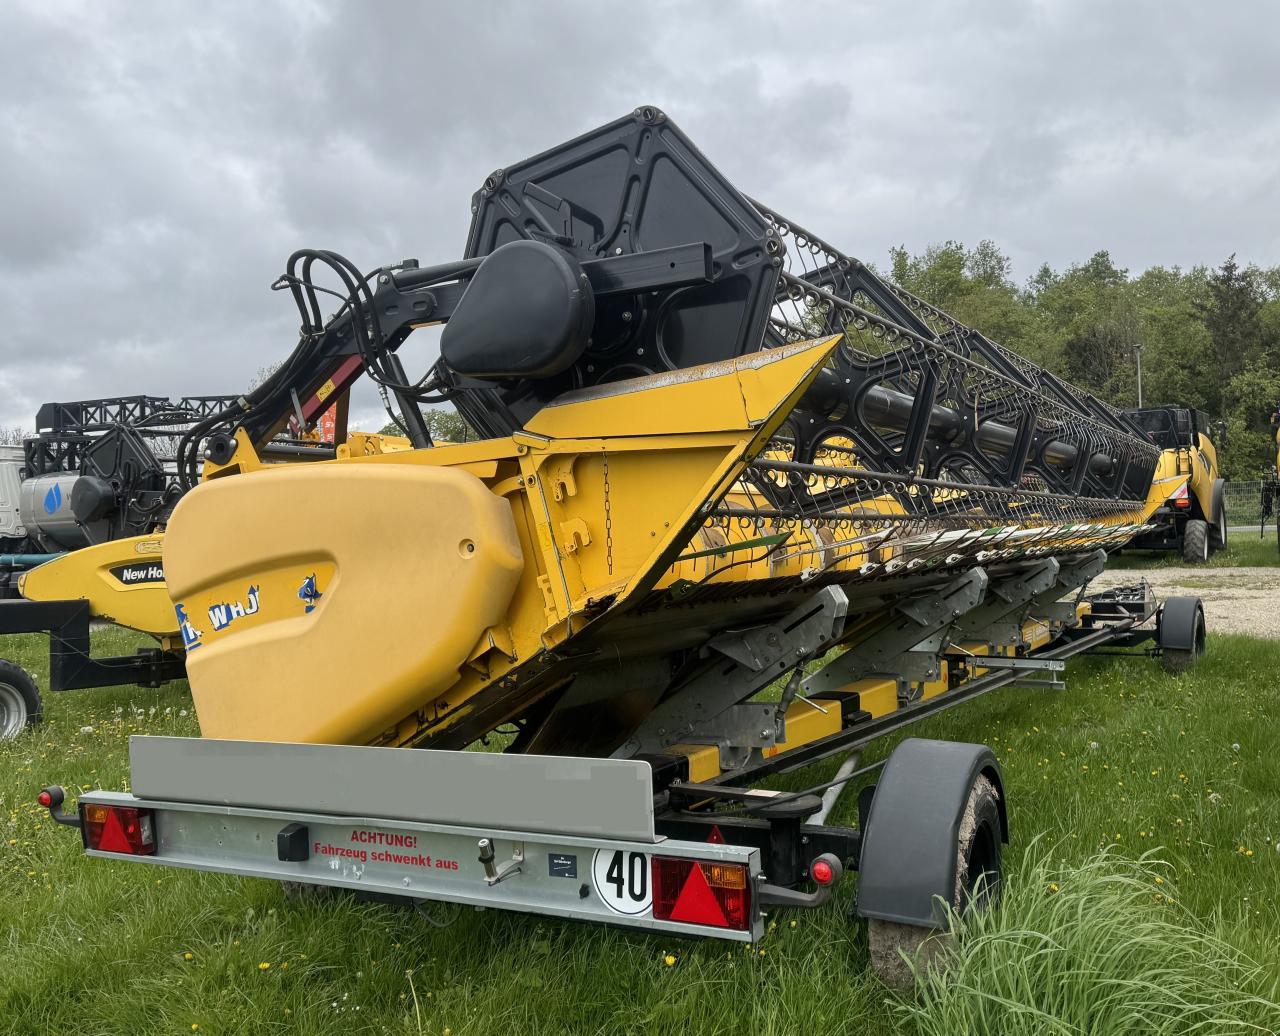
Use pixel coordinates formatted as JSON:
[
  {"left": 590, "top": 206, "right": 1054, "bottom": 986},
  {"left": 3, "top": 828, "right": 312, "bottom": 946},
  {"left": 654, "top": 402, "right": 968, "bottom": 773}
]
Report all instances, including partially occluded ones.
[{"left": 310, "top": 829, "right": 459, "bottom": 870}]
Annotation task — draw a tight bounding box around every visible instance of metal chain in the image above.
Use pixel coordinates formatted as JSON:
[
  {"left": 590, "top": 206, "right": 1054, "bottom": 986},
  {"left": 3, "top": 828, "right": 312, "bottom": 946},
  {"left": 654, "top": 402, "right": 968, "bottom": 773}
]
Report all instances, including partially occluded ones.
[{"left": 602, "top": 449, "right": 614, "bottom": 576}]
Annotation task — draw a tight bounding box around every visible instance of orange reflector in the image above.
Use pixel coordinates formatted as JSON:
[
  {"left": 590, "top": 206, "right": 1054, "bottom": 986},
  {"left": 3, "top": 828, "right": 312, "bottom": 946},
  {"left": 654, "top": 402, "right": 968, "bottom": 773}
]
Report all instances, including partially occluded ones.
[
  {"left": 1170, "top": 484, "right": 1191, "bottom": 508},
  {"left": 81, "top": 804, "right": 156, "bottom": 856},
  {"left": 652, "top": 856, "right": 751, "bottom": 930}
]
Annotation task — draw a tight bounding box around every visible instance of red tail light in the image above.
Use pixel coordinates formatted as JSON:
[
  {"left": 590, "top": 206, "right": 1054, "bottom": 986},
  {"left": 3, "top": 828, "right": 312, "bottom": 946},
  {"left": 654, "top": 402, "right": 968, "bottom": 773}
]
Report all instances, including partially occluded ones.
[
  {"left": 81, "top": 804, "right": 156, "bottom": 855},
  {"left": 652, "top": 856, "right": 751, "bottom": 930}
]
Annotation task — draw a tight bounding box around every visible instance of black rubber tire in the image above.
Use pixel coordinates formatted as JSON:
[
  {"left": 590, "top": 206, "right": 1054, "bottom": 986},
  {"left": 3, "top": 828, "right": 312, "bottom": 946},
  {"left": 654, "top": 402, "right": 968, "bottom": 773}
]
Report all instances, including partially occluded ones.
[
  {"left": 1162, "top": 604, "right": 1206, "bottom": 675},
  {"left": 0, "top": 659, "right": 41, "bottom": 740},
  {"left": 1210, "top": 499, "right": 1227, "bottom": 552},
  {"left": 867, "top": 774, "right": 1002, "bottom": 987},
  {"left": 1182, "top": 519, "right": 1209, "bottom": 564}
]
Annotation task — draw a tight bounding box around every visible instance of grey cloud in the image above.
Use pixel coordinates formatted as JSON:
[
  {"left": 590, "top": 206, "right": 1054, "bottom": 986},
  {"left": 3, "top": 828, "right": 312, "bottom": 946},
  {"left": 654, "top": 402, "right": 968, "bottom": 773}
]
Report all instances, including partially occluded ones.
[{"left": 1, "top": 0, "right": 1278, "bottom": 429}]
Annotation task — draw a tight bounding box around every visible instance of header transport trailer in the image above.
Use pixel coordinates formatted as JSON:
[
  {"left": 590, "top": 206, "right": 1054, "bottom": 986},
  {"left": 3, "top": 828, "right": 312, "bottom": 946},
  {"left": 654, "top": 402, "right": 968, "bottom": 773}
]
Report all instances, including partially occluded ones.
[{"left": 40, "top": 109, "right": 1205, "bottom": 981}]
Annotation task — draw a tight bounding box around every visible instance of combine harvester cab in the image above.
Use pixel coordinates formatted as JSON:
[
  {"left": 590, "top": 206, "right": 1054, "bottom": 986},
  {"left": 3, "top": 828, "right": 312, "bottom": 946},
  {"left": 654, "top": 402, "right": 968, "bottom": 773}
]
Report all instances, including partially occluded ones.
[{"left": 43, "top": 108, "right": 1208, "bottom": 979}]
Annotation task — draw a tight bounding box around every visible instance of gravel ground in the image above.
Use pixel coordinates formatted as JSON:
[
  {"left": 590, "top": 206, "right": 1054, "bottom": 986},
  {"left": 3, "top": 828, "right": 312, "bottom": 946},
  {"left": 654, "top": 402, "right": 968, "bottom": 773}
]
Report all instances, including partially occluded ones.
[{"left": 1090, "top": 566, "right": 1280, "bottom": 639}]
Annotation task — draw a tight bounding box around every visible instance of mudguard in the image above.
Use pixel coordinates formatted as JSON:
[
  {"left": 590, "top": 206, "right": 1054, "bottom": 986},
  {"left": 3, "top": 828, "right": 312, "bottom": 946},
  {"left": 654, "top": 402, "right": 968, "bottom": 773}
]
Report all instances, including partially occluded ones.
[
  {"left": 856, "top": 737, "right": 1006, "bottom": 928},
  {"left": 1158, "top": 596, "right": 1204, "bottom": 652}
]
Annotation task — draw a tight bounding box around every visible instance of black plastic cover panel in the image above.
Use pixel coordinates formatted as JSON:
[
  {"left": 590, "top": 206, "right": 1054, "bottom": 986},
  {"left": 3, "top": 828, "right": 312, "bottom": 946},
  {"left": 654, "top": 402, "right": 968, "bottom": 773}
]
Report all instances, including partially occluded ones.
[
  {"left": 441, "top": 241, "right": 594, "bottom": 379},
  {"left": 460, "top": 107, "right": 782, "bottom": 428}
]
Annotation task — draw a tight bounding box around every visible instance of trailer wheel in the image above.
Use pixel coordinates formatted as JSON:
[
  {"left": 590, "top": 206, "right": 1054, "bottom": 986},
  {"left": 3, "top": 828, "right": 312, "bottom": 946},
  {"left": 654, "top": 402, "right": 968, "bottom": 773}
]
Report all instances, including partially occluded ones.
[
  {"left": 1182, "top": 519, "right": 1209, "bottom": 563},
  {"left": 867, "top": 773, "right": 1001, "bottom": 986},
  {"left": 1159, "top": 597, "right": 1206, "bottom": 674},
  {"left": 0, "top": 660, "right": 41, "bottom": 741}
]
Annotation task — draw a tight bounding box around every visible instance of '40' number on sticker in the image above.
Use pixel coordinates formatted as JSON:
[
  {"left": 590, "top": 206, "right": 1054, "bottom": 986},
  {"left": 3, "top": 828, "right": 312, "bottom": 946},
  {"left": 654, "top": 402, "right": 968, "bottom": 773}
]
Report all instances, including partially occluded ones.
[{"left": 591, "top": 849, "right": 651, "bottom": 915}]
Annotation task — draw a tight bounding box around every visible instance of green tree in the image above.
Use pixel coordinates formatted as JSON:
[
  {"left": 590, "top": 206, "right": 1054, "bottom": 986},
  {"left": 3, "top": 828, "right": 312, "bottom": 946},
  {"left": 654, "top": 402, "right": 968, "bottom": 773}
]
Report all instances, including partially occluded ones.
[
  {"left": 1195, "top": 256, "right": 1265, "bottom": 410},
  {"left": 1031, "top": 252, "right": 1138, "bottom": 401},
  {"left": 1220, "top": 361, "right": 1280, "bottom": 478},
  {"left": 379, "top": 407, "right": 474, "bottom": 443}
]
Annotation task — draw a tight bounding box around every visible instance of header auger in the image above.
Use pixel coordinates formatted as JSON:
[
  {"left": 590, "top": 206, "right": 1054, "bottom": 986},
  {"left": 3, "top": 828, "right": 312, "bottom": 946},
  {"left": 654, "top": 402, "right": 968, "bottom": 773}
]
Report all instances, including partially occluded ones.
[{"left": 45, "top": 108, "right": 1206, "bottom": 979}]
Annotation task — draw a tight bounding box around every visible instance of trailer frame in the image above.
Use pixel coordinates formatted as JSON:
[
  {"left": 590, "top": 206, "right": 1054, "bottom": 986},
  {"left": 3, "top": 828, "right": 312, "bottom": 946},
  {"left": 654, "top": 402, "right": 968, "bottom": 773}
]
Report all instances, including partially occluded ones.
[{"left": 41, "top": 574, "right": 1205, "bottom": 955}]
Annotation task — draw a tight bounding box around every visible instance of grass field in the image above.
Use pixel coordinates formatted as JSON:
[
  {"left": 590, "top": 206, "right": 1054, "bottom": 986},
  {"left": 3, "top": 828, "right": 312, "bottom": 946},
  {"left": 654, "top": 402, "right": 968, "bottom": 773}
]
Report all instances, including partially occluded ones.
[
  {"left": 3, "top": 626, "right": 1280, "bottom": 1034},
  {"left": 1106, "top": 529, "right": 1280, "bottom": 570}
]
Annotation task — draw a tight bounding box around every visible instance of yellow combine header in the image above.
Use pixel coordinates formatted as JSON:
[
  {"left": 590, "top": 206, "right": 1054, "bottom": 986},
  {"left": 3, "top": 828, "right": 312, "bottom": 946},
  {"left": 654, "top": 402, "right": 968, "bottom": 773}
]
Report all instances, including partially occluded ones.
[
  {"left": 40, "top": 108, "right": 1208, "bottom": 980},
  {"left": 169, "top": 335, "right": 1172, "bottom": 755}
]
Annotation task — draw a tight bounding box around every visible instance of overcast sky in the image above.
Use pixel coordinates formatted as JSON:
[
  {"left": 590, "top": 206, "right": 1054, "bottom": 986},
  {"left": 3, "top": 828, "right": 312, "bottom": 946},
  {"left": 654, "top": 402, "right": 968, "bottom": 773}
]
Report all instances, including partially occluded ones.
[{"left": 2, "top": 0, "right": 1278, "bottom": 431}]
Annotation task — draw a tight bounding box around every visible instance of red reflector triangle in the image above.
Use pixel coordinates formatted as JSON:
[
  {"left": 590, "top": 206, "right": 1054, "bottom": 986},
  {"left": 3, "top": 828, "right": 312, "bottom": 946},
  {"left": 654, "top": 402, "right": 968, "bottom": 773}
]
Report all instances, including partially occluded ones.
[
  {"left": 670, "top": 863, "right": 728, "bottom": 928},
  {"left": 706, "top": 826, "right": 725, "bottom": 845},
  {"left": 97, "top": 810, "right": 134, "bottom": 853}
]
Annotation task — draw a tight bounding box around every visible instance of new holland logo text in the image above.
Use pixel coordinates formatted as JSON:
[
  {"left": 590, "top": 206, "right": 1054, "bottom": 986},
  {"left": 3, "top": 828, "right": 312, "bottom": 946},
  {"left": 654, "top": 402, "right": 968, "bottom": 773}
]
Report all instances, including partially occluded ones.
[
  {"left": 110, "top": 562, "right": 166, "bottom": 585},
  {"left": 208, "top": 585, "right": 261, "bottom": 631}
]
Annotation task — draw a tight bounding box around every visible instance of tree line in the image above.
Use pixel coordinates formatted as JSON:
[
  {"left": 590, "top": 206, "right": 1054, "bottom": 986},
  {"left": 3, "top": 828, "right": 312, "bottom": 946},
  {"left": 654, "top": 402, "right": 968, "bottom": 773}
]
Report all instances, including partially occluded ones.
[{"left": 886, "top": 243, "right": 1280, "bottom": 479}]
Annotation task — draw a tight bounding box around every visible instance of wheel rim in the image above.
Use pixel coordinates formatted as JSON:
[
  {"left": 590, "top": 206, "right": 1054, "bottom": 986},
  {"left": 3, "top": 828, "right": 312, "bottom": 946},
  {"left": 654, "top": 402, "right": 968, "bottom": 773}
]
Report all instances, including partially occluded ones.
[
  {"left": 963, "top": 819, "right": 1001, "bottom": 908},
  {"left": 0, "top": 682, "right": 28, "bottom": 739}
]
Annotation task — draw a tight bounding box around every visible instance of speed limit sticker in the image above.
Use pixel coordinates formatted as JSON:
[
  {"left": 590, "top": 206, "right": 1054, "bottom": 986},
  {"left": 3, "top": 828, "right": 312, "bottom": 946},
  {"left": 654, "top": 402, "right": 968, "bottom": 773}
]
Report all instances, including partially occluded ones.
[{"left": 591, "top": 848, "right": 652, "bottom": 915}]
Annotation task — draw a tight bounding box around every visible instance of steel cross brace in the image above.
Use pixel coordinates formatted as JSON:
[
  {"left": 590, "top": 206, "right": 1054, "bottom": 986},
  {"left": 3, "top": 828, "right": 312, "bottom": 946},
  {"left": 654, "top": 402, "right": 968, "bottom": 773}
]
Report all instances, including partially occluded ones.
[
  {"left": 1026, "top": 549, "right": 1107, "bottom": 624},
  {"left": 617, "top": 586, "right": 849, "bottom": 761},
  {"left": 951, "top": 558, "right": 1061, "bottom": 646},
  {"left": 801, "top": 568, "right": 989, "bottom": 697}
]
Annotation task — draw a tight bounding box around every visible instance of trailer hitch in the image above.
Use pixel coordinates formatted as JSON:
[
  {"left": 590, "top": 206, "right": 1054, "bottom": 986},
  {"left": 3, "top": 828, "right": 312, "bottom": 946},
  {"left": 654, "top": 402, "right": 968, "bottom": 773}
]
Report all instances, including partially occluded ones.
[{"left": 37, "top": 785, "right": 81, "bottom": 829}]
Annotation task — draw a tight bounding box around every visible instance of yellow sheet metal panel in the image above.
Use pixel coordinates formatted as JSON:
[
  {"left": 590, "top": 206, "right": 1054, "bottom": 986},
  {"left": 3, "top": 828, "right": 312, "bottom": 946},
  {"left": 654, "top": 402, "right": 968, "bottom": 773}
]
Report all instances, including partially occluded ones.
[
  {"left": 522, "top": 337, "right": 838, "bottom": 441},
  {"left": 165, "top": 463, "right": 523, "bottom": 745},
  {"left": 920, "top": 660, "right": 950, "bottom": 701},
  {"left": 850, "top": 678, "right": 898, "bottom": 719},
  {"left": 1189, "top": 435, "right": 1219, "bottom": 518},
  {"left": 1021, "top": 621, "right": 1053, "bottom": 652},
  {"left": 668, "top": 744, "right": 721, "bottom": 784},
  {"left": 18, "top": 535, "right": 177, "bottom": 637},
  {"left": 763, "top": 700, "right": 841, "bottom": 760}
]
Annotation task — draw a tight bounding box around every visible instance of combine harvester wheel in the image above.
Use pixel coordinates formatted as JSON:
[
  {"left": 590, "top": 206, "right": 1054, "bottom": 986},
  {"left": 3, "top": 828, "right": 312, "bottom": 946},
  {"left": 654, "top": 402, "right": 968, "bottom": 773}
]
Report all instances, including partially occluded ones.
[
  {"left": 0, "top": 658, "right": 40, "bottom": 740},
  {"left": 1181, "top": 519, "right": 1210, "bottom": 563}
]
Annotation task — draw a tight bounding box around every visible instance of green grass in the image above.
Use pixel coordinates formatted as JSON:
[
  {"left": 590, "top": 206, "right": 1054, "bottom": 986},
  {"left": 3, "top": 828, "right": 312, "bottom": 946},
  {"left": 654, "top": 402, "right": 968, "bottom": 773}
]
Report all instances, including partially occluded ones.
[
  {"left": 1107, "top": 530, "right": 1280, "bottom": 570},
  {"left": 902, "top": 846, "right": 1280, "bottom": 1033},
  {"left": 3, "top": 628, "right": 1280, "bottom": 1034}
]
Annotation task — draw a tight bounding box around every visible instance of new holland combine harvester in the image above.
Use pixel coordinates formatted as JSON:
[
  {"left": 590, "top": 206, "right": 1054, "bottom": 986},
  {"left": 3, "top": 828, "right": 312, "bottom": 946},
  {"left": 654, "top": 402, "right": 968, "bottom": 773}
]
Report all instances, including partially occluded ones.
[{"left": 40, "top": 110, "right": 1208, "bottom": 978}]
